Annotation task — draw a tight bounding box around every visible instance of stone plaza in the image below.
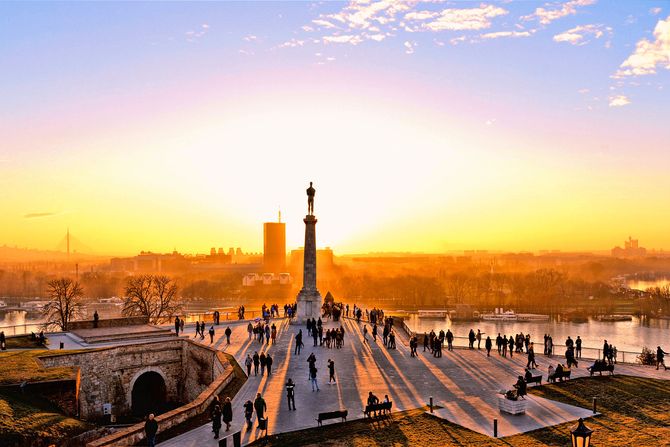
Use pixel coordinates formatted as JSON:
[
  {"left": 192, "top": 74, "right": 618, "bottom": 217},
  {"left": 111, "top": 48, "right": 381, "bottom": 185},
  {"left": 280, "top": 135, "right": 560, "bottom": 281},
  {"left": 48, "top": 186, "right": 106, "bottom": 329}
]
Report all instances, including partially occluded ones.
[{"left": 151, "top": 316, "right": 669, "bottom": 446}]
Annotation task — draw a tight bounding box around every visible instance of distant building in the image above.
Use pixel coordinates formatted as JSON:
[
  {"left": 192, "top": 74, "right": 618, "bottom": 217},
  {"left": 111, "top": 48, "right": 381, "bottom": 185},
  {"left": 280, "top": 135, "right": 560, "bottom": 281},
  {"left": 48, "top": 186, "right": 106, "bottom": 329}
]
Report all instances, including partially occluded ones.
[
  {"left": 612, "top": 236, "right": 647, "bottom": 258},
  {"left": 263, "top": 214, "right": 286, "bottom": 273},
  {"left": 290, "top": 247, "right": 334, "bottom": 270},
  {"left": 242, "top": 272, "right": 292, "bottom": 287},
  {"left": 109, "top": 251, "right": 189, "bottom": 273}
]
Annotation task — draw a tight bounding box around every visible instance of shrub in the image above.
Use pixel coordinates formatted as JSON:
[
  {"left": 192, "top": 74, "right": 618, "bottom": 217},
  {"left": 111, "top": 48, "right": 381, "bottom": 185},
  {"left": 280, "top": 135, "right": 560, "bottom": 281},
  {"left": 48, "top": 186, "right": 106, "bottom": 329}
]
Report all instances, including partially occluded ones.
[{"left": 638, "top": 346, "right": 656, "bottom": 366}]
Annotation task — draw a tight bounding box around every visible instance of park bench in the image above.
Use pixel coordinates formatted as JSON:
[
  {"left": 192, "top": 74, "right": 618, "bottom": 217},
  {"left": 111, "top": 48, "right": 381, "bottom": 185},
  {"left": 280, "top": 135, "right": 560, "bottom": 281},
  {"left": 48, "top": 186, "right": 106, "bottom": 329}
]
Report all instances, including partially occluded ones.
[
  {"left": 588, "top": 363, "right": 614, "bottom": 376},
  {"left": 525, "top": 375, "right": 542, "bottom": 386},
  {"left": 316, "top": 409, "right": 348, "bottom": 426},
  {"left": 364, "top": 401, "right": 392, "bottom": 418},
  {"left": 549, "top": 369, "right": 571, "bottom": 383}
]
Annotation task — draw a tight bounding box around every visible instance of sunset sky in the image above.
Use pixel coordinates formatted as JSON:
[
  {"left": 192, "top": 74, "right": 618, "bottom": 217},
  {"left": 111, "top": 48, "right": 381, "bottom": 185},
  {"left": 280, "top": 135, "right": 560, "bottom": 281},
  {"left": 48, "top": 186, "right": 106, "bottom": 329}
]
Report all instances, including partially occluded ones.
[{"left": 1, "top": 1, "right": 669, "bottom": 256}]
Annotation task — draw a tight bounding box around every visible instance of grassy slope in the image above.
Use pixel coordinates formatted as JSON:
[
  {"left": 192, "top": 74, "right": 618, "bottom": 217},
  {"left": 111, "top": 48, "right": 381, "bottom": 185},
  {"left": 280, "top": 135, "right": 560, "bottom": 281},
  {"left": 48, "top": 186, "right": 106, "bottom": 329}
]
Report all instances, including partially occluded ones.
[
  {"left": 249, "top": 375, "right": 670, "bottom": 447},
  {"left": 0, "top": 350, "right": 78, "bottom": 385},
  {"left": 0, "top": 389, "right": 92, "bottom": 447}
]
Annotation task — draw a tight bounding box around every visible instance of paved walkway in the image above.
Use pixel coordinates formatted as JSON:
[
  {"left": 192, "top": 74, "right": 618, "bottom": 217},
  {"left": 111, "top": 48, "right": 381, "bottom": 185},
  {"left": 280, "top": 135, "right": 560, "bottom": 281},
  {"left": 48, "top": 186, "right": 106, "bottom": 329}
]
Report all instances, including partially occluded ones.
[{"left": 156, "top": 318, "right": 670, "bottom": 446}]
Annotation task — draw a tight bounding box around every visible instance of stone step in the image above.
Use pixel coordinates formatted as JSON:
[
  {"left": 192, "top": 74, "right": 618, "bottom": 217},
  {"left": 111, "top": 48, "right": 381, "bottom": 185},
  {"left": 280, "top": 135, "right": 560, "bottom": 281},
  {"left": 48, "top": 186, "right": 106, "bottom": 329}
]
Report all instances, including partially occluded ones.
[{"left": 81, "top": 328, "right": 175, "bottom": 344}]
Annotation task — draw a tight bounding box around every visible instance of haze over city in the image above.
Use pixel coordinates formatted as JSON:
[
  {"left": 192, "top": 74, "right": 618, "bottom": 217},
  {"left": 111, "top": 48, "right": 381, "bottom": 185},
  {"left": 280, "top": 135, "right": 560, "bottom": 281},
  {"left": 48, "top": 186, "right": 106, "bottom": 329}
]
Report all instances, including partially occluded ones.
[{"left": 2, "top": 1, "right": 669, "bottom": 256}]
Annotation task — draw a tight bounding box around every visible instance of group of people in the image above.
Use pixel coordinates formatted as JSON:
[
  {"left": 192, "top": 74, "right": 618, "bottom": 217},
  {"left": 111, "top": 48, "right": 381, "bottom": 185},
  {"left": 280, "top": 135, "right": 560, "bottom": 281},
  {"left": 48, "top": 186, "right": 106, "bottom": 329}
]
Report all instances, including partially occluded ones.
[
  {"left": 306, "top": 317, "right": 346, "bottom": 349},
  {"left": 362, "top": 318, "right": 396, "bottom": 350},
  {"left": 244, "top": 351, "right": 274, "bottom": 377},
  {"left": 247, "top": 321, "right": 277, "bottom": 345}
]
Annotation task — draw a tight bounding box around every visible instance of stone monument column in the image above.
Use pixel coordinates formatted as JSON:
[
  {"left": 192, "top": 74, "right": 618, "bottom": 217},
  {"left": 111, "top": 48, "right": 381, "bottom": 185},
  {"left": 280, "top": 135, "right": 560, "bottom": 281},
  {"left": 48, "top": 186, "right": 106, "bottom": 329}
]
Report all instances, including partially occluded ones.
[{"left": 296, "top": 184, "right": 322, "bottom": 323}]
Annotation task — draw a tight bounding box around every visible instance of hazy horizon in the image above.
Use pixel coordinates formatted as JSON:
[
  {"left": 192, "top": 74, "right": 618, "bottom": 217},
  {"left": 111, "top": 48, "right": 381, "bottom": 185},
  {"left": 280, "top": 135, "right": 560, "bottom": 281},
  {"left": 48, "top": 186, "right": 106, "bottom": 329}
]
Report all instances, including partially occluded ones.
[{"left": 2, "top": 1, "right": 669, "bottom": 255}]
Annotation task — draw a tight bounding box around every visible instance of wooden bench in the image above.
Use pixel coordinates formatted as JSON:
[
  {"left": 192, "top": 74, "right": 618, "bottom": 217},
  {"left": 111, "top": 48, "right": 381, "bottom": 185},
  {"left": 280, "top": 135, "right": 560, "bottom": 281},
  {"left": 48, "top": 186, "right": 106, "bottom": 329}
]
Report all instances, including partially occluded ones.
[
  {"left": 549, "top": 369, "right": 571, "bottom": 383},
  {"left": 588, "top": 363, "right": 614, "bottom": 376},
  {"left": 525, "top": 375, "right": 542, "bottom": 386},
  {"left": 364, "top": 401, "right": 392, "bottom": 418},
  {"left": 316, "top": 409, "right": 348, "bottom": 426}
]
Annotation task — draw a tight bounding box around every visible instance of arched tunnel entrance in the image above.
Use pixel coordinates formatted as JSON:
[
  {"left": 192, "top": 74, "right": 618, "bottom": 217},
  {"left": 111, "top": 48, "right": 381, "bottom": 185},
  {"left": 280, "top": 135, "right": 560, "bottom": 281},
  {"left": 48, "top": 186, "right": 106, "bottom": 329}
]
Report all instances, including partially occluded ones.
[{"left": 131, "top": 371, "right": 167, "bottom": 417}]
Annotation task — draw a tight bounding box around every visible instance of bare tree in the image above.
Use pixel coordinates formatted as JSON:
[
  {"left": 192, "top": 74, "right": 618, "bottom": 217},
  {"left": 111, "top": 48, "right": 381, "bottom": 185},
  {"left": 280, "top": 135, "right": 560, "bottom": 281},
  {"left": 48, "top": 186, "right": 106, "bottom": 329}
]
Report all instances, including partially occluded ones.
[
  {"left": 42, "top": 278, "right": 84, "bottom": 331},
  {"left": 123, "top": 275, "right": 181, "bottom": 324}
]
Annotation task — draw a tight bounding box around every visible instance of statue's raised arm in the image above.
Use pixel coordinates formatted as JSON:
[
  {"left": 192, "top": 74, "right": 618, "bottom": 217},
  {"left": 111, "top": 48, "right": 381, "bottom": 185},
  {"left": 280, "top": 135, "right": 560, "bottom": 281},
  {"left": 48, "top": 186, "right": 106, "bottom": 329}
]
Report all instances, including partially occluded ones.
[{"left": 306, "top": 182, "right": 315, "bottom": 215}]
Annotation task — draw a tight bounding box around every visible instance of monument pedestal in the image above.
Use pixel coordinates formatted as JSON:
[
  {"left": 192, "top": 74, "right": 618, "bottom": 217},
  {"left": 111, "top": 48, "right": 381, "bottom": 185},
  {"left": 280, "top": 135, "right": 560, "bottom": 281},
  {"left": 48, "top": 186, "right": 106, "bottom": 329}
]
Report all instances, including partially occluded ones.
[{"left": 295, "top": 214, "right": 322, "bottom": 323}]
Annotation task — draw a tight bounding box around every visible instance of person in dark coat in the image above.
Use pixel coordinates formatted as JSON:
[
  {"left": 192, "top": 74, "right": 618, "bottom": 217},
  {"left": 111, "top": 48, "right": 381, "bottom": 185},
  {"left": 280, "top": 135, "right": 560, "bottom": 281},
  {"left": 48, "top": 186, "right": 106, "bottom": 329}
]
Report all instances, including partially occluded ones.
[
  {"left": 485, "top": 336, "right": 492, "bottom": 357},
  {"left": 260, "top": 352, "right": 266, "bottom": 376},
  {"left": 254, "top": 393, "right": 267, "bottom": 425},
  {"left": 211, "top": 404, "right": 222, "bottom": 439},
  {"left": 265, "top": 354, "right": 273, "bottom": 376},
  {"left": 225, "top": 326, "right": 232, "bottom": 344},
  {"left": 145, "top": 413, "right": 158, "bottom": 447},
  {"left": 286, "top": 378, "right": 296, "bottom": 410},
  {"left": 174, "top": 316, "right": 180, "bottom": 336},
  {"left": 513, "top": 375, "right": 527, "bottom": 399},
  {"left": 253, "top": 351, "right": 260, "bottom": 376},
  {"left": 222, "top": 397, "right": 233, "bottom": 431},
  {"left": 295, "top": 330, "right": 303, "bottom": 355},
  {"left": 243, "top": 400, "right": 254, "bottom": 429}
]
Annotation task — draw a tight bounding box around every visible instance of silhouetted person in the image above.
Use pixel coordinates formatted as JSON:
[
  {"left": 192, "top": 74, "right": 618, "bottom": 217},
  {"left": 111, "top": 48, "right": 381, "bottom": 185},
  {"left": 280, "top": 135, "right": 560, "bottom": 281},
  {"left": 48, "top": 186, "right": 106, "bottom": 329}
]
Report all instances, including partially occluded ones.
[
  {"left": 93, "top": 310, "right": 99, "bottom": 328},
  {"left": 307, "top": 182, "right": 315, "bottom": 215},
  {"left": 222, "top": 397, "right": 233, "bottom": 432},
  {"left": 266, "top": 353, "right": 273, "bottom": 376},
  {"left": 295, "top": 330, "right": 304, "bottom": 355},
  {"left": 225, "top": 326, "right": 232, "bottom": 344},
  {"left": 245, "top": 354, "right": 252, "bottom": 376},
  {"left": 253, "top": 351, "right": 260, "bottom": 376},
  {"left": 0, "top": 331, "right": 6, "bottom": 351},
  {"left": 145, "top": 413, "right": 158, "bottom": 447},
  {"left": 286, "top": 378, "right": 296, "bottom": 410},
  {"left": 328, "top": 359, "right": 336, "bottom": 383},
  {"left": 243, "top": 400, "right": 254, "bottom": 429},
  {"left": 209, "top": 326, "right": 215, "bottom": 344},
  {"left": 576, "top": 336, "right": 582, "bottom": 358},
  {"left": 485, "top": 336, "right": 492, "bottom": 357},
  {"left": 657, "top": 346, "right": 668, "bottom": 370},
  {"left": 211, "top": 404, "right": 222, "bottom": 439},
  {"left": 174, "top": 316, "right": 180, "bottom": 336},
  {"left": 254, "top": 393, "right": 267, "bottom": 426}
]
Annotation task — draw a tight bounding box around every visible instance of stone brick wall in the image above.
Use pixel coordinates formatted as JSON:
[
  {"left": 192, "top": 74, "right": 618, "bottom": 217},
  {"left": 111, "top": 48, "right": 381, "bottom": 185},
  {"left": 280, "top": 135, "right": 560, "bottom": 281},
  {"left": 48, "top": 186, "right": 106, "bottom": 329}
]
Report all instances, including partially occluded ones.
[
  {"left": 87, "top": 350, "right": 233, "bottom": 447},
  {"left": 38, "top": 339, "right": 223, "bottom": 421},
  {"left": 68, "top": 316, "right": 149, "bottom": 331}
]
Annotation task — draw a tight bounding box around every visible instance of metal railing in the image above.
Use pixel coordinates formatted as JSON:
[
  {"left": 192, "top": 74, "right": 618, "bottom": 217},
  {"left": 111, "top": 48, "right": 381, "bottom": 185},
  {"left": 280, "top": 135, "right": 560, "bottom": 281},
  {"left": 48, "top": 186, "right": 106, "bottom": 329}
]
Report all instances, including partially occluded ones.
[{"left": 402, "top": 323, "right": 645, "bottom": 365}]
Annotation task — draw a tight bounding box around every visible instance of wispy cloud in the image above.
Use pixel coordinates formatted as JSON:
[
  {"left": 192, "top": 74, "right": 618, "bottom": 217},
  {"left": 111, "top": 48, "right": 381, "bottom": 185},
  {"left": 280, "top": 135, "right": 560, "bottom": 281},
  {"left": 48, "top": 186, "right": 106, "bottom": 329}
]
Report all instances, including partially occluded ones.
[
  {"left": 411, "top": 4, "right": 508, "bottom": 32},
  {"left": 650, "top": 7, "right": 663, "bottom": 16},
  {"left": 608, "top": 94, "right": 631, "bottom": 107},
  {"left": 323, "top": 34, "right": 364, "bottom": 45},
  {"left": 303, "top": 1, "right": 508, "bottom": 49},
  {"left": 481, "top": 30, "right": 532, "bottom": 39},
  {"left": 553, "top": 24, "right": 612, "bottom": 45},
  {"left": 404, "top": 40, "right": 416, "bottom": 54},
  {"left": 24, "top": 212, "right": 58, "bottom": 219},
  {"left": 278, "top": 38, "right": 306, "bottom": 48},
  {"left": 522, "top": 0, "right": 595, "bottom": 26},
  {"left": 613, "top": 15, "right": 670, "bottom": 78},
  {"left": 185, "top": 23, "right": 209, "bottom": 42}
]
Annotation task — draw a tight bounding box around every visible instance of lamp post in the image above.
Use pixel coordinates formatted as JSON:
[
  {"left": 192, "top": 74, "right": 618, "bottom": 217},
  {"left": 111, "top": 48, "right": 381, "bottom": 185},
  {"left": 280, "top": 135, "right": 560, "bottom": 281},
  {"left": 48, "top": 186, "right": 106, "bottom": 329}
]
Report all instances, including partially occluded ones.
[{"left": 571, "top": 418, "right": 593, "bottom": 447}]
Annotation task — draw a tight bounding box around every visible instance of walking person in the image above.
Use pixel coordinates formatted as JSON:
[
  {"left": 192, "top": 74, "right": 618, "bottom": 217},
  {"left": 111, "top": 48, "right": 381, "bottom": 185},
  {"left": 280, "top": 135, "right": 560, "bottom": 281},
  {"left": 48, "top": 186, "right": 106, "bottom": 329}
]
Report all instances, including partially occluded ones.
[
  {"left": 245, "top": 354, "right": 252, "bottom": 376},
  {"left": 310, "top": 365, "right": 320, "bottom": 391},
  {"left": 526, "top": 342, "right": 538, "bottom": 369},
  {"left": 260, "top": 352, "right": 266, "bottom": 376},
  {"left": 295, "top": 330, "right": 304, "bottom": 355},
  {"left": 485, "top": 336, "right": 492, "bottom": 357},
  {"left": 222, "top": 397, "right": 233, "bottom": 432},
  {"left": 476, "top": 329, "right": 482, "bottom": 349},
  {"left": 254, "top": 393, "right": 267, "bottom": 428},
  {"left": 253, "top": 351, "right": 260, "bottom": 376},
  {"left": 174, "top": 316, "right": 180, "bottom": 336},
  {"left": 286, "top": 378, "right": 296, "bottom": 410},
  {"left": 266, "top": 353, "right": 273, "bottom": 376},
  {"left": 243, "top": 400, "right": 254, "bottom": 430},
  {"left": 145, "top": 414, "right": 158, "bottom": 447},
  {"left": 363, "top": 325, "right": 368, "bottom": 343},
  {"left": 247, "top": 322, "right": 253, "bottom": 340},
  {"left": 328, "top": 359, "right": 336, "bottom": 383},
  {"left": 194, "top": 321, "right": 200, "bottom": 339},
  {"left": 211, "top": 404, "right": 222, "bottom": 439},
  {"left": 225, "top": 326, "right": 232, "bottom": 345},
  {"left": 657, "top": 346, "right": 668, "bottom": 370},
  {"left": 209, "top": 326, "right": 215, "bottom": 344}
]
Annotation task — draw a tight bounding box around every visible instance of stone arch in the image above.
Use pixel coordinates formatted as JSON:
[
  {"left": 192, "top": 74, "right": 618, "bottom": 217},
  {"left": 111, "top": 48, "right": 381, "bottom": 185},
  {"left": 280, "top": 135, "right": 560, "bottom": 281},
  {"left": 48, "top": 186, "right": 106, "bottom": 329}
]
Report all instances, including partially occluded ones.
[{"left": 128, "top": 367, "right": 168, "bottom": 417}]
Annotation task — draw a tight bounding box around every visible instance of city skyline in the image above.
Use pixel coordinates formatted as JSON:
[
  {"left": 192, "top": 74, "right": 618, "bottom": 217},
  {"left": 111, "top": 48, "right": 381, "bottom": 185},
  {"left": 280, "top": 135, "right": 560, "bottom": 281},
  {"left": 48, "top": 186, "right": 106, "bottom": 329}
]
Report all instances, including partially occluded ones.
[{"left": 2, "top": 1, "right": 669, "bottom": 255}]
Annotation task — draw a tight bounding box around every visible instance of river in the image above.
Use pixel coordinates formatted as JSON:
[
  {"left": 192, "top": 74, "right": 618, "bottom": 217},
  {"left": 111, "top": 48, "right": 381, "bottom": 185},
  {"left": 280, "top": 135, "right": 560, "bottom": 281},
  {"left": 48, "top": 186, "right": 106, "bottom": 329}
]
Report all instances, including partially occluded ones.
[{"left": 404, "top": 314, "right": 670, "bottom": 355}]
